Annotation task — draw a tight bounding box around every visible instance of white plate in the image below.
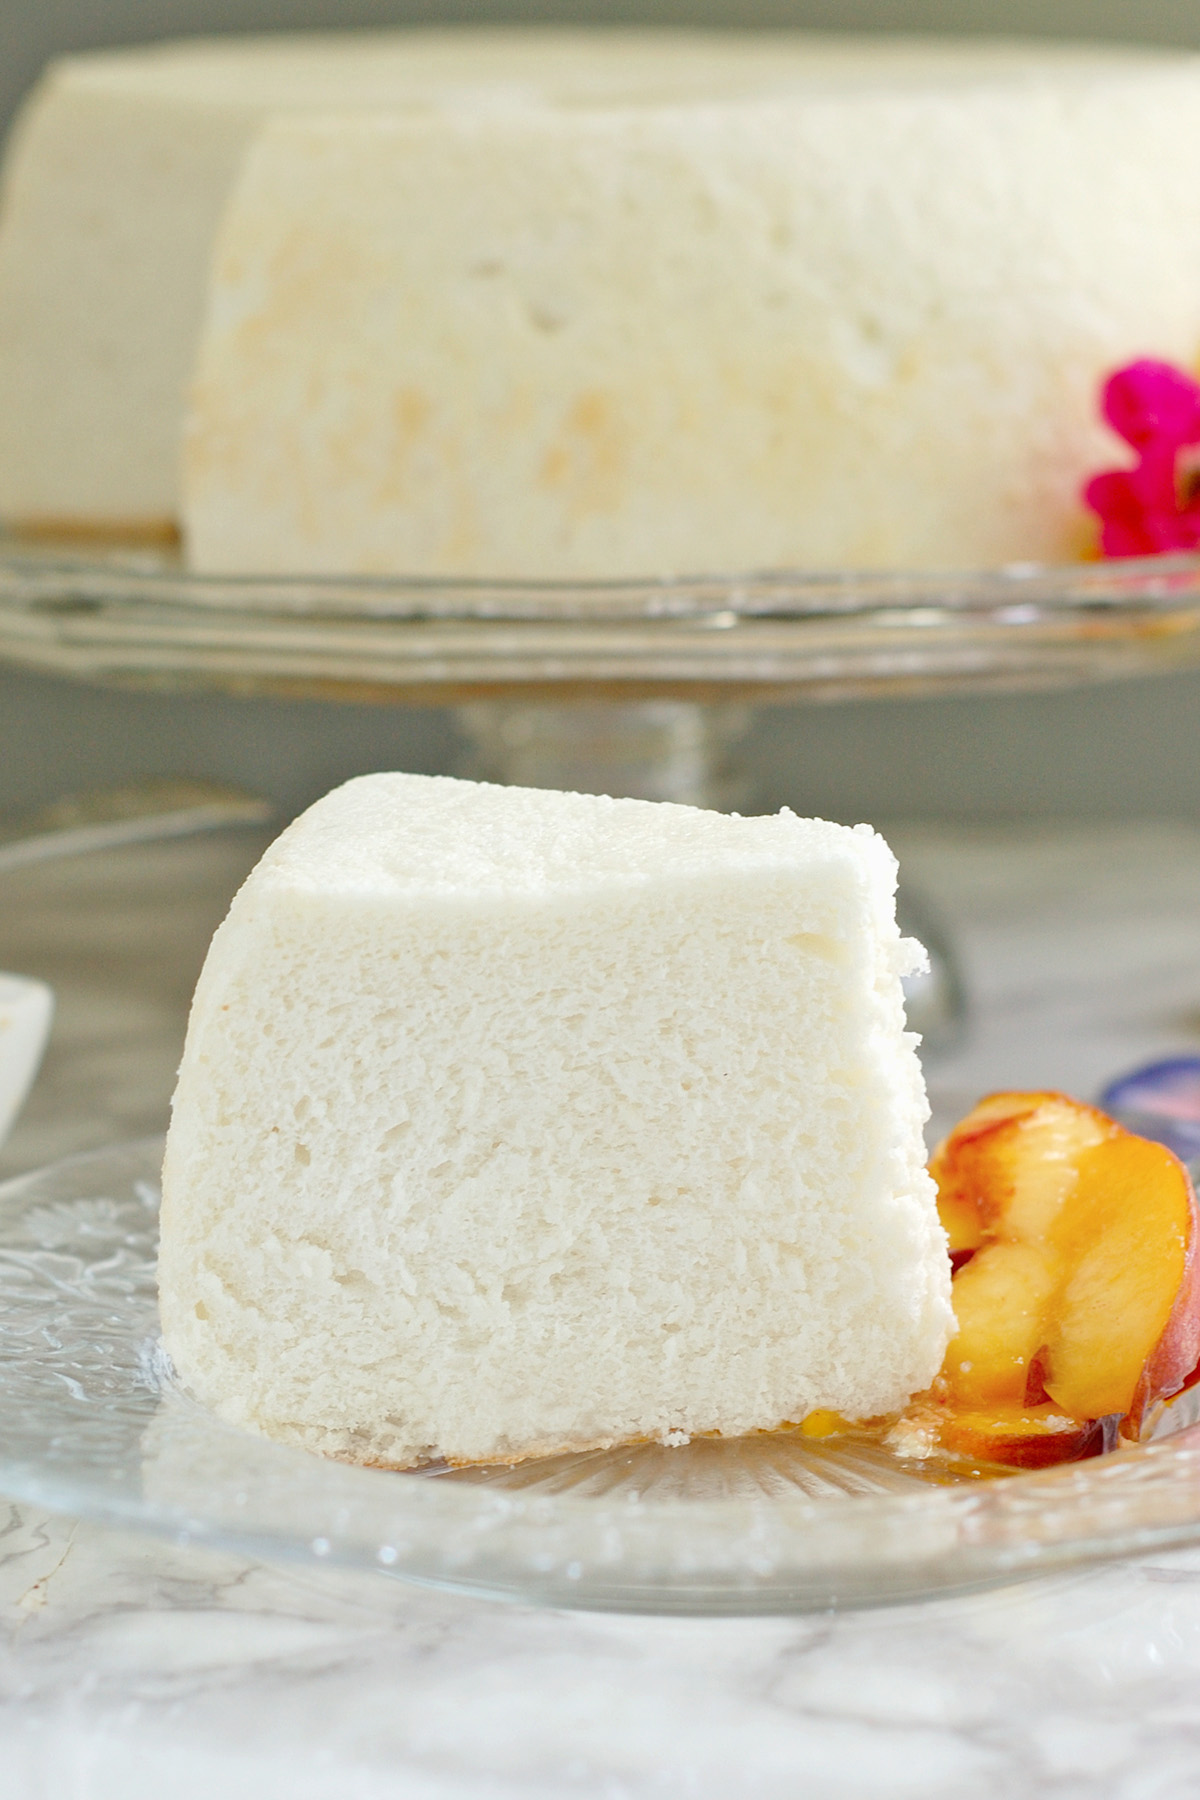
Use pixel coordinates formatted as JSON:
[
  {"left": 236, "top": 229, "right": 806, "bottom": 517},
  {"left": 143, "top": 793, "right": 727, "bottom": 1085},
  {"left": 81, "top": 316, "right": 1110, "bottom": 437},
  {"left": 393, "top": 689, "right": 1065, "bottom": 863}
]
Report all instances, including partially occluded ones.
[
  {"left": 6, "top": 1138, "right": 1200, "bottom": 1615},
  {"left": 0, "top": 973, "right": 53, "bottom": 1145}
]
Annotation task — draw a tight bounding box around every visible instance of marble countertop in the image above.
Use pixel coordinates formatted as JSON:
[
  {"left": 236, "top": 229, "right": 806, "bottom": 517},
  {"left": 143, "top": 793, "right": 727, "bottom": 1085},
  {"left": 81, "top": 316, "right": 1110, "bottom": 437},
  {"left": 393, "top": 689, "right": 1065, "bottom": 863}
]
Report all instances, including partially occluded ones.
[{"left": 4, "top": 817, "right": 1200, "bottom": 1797}]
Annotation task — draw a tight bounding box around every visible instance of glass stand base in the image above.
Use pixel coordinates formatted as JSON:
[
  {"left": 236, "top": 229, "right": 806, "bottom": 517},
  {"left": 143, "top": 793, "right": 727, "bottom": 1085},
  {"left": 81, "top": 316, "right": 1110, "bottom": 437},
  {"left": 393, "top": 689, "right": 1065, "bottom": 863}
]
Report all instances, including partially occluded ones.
[{"left": 454, "top": 700, "right": 754, "bottom": 810}]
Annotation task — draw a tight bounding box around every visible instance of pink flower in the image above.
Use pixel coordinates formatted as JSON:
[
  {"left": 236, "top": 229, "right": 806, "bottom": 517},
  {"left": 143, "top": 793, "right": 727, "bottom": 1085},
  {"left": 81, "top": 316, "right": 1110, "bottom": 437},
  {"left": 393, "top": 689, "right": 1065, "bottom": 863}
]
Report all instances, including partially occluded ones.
[{"left": 1084, "top": 359, "right": 1200, "bottom": 558}]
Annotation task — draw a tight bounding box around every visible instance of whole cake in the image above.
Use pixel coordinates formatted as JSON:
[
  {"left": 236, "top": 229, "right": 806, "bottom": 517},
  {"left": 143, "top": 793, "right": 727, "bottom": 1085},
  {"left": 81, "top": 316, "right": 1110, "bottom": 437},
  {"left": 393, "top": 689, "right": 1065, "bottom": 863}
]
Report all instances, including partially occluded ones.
[
  {"left": 3, "top": 32, "right": 1200, "bottom": 572},
  {"left": 158, "top": 774, "right": 952, "bottom": 1467}
]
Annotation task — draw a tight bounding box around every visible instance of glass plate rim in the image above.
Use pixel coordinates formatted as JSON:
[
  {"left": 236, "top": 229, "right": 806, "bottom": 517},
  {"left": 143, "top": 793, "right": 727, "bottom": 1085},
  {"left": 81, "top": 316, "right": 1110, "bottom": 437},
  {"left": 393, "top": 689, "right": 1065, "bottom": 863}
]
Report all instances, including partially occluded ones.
[
  {"left": 6, "top": 536, "right": 1200, "bottom": 704},
  {"left": 4, "top": 532, "right": 1200, "bottom": 622},
  {"left": 7, "top": 1138, "right": 1200, "bottom": 1615}
]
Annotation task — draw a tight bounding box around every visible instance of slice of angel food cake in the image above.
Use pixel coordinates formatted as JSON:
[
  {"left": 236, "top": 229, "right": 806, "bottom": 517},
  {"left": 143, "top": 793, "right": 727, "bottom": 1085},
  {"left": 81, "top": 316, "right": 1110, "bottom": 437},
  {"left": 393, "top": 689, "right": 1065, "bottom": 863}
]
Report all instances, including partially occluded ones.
[{"left": 158, "top": 773, "right": 952, "bottom": 1468}]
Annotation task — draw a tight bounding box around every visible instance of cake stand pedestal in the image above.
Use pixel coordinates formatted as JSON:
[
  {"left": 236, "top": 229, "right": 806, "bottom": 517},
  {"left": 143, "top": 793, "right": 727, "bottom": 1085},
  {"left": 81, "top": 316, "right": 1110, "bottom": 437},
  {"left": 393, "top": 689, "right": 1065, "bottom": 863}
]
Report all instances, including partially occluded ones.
[{"left": 453, "top": 698, "right": 754, "bottom": 809}]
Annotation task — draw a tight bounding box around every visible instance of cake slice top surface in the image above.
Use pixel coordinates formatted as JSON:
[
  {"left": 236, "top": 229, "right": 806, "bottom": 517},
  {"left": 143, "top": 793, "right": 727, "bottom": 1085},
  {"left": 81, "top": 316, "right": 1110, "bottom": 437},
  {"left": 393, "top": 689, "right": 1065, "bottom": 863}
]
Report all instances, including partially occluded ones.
[
  {"left": 252, "top": 772, "right": 896, "bottom": 903},
  {"left": 49, "top": 29, "right": 1199, "bottom": 113}
]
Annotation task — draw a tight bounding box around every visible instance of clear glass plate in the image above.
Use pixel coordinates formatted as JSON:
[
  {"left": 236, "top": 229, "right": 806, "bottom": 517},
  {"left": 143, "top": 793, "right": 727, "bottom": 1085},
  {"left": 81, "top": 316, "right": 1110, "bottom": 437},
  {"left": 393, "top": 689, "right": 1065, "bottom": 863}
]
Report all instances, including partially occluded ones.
[
  {"left": 6, "top": 1138, "right": 1200, "bottom": 1615},
  {"left": 4, "top": 534, "right": 1200, "bottom": 704}
]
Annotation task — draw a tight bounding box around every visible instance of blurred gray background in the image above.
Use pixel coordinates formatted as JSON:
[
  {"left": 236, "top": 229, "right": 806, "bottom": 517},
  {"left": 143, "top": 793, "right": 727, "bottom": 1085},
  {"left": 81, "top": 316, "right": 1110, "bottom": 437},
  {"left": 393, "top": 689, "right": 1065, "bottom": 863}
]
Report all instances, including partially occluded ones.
[{"left": 4, "top": 0, "right": 1200, "bottom": 827}]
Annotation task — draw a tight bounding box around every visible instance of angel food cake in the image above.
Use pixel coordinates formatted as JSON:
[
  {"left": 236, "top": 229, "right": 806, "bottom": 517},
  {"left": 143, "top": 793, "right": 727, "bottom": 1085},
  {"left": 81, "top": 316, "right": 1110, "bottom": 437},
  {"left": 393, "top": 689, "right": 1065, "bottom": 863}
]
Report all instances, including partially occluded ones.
[
  {"left": 158, "top": 774, "right": 953, "bottom": 1467},
  {"left": 4, "top": 33, "right": 1200, "bottom": 573}
]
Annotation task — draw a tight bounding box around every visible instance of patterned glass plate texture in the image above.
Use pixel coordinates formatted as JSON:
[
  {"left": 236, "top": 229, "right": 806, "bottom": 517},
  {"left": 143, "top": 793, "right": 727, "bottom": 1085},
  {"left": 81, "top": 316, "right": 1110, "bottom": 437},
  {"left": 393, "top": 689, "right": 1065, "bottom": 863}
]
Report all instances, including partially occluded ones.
[
  {"left": 6, "top": 1140, "right": 1200, "bottom": 1615},
  {"left": 4, "top": 537, "right": 1200, "bottom": 702}
]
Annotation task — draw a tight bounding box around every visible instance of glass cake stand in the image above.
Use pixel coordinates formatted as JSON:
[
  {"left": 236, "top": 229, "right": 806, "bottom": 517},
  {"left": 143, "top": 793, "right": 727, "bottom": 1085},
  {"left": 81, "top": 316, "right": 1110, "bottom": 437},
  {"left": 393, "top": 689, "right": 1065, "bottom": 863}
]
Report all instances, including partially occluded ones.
[
  {"left": 4, "top": 533, "right": 1200, "bottom": 813},
  {"left": 10, "top": 532, "right": 1197, "bottom": 1050}
]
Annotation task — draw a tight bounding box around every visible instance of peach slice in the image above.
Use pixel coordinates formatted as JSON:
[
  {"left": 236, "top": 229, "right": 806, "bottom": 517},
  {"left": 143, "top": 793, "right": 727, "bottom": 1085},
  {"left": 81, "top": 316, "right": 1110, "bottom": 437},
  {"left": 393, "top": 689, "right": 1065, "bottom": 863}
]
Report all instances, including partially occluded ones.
[
  {"left": 1047, "top": 1131, "right": 1200, "bottom": 1427},
  {"left": 933, "top": 1403, "right": 1106, "bottom": 1471},
  {"left": 924, "top": 1090, "right": 1200, "bottom": 1466}
]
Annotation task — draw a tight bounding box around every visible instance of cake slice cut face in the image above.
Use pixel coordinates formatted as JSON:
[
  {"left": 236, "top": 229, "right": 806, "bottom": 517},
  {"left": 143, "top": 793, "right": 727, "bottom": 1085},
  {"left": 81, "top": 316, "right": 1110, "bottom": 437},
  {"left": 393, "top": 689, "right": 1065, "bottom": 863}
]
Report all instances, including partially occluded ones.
[{"left": 158, "top": 774, "right": 952, "bottom": 1467}]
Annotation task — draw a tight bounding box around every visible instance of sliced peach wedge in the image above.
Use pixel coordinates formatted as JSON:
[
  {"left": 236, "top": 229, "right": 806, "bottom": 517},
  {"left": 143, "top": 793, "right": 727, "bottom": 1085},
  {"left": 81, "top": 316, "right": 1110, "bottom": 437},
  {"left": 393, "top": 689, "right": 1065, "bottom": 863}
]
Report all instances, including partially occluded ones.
[{"left": 917, "top": 1090, "right": 1200, "bottom": 1468}]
